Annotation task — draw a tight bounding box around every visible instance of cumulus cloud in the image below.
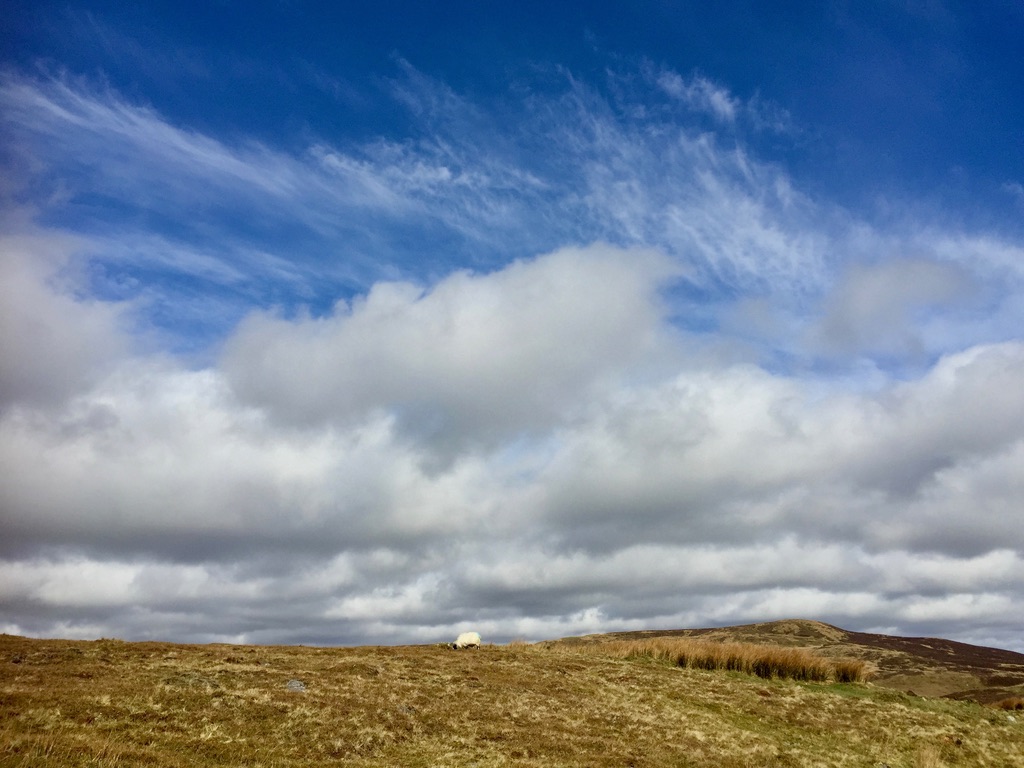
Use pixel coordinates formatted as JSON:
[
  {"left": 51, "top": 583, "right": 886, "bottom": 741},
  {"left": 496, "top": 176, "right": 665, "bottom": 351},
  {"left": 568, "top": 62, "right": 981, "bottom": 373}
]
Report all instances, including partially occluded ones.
[
  {"left": 537, "top": 342, "right": 1024, "bottom": 555},
  {"left": 812, "top": 259, "right": 975, "bottom": 360},
  {"left": 0, "top": 221, "right": 126, "bottom": 409},
  {"left": 3, "top": 232, "right": 1024, "bottom": 649},
  {"left": 222, "top": 245, "right": 679, "bottom": 448}
]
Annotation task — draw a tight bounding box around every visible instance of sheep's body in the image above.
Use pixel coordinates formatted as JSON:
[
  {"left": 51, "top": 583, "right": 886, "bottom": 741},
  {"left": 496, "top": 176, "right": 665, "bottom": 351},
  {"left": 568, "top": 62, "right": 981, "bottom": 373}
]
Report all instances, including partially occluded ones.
[{"left": 452, "top": 631, "right": 481, "bottom": 649}]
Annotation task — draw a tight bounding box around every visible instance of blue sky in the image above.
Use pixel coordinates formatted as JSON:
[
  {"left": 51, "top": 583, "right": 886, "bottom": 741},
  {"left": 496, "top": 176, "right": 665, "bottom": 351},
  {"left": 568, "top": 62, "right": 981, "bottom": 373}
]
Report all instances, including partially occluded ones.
[{"left": 2, "top": 1, "right": 1024, "bottom": 650}]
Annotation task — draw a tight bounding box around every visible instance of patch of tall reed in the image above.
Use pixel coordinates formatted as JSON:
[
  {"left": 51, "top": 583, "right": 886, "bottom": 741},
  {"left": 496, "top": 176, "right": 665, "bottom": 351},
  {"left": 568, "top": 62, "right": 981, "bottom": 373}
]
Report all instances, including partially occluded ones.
[{"left": 575, "top": 637, "right": 868, "bottom": 683}]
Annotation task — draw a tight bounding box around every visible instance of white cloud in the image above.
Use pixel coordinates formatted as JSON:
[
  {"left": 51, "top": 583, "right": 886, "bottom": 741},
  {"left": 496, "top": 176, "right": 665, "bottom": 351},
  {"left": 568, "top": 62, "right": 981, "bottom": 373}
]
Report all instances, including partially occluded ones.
[
  {"left": 0, "top": 66, "right": 832, "bottom": 316},
  {"left": 811, "top": 258, "right": 973, "bottom": 359},
  {"left": 3, "top": 232, "right": 1024, "bottom": 649},
  {"left": 0, "top": 73, "right": 294, "bottom": 196},
  {"left": 222, "top": 244, "right": 679, "bottom": 448},
  {"left": 1003, "top": 181, "right": 1024, "bottom": 208},
  {"left": 0, "top": 221, "right": 127, "bottom": 409},
  {"left": 2, "top": 61, "right": 1024, "bottom": 652},
  {"left": 657, "top": 71, "right": 739, "bottom": 123},
  {"left": 534, "top": 341, "right": 1024, "bottom": 558}
]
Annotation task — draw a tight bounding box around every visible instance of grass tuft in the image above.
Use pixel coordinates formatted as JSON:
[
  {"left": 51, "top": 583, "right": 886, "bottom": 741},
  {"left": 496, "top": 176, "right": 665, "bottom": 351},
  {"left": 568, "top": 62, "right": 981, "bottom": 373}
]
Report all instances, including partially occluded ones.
[{"left": 914, "top": 743, "right": 945, "bottom": 768}]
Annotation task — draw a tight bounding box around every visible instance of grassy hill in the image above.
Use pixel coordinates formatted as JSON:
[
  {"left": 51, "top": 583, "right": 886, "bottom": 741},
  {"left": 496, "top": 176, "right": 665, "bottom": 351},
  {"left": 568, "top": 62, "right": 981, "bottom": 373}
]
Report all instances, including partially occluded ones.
[
  {"left": 3, "top": 622, "right": 1023, "bottom": 767},
  {"left": 551, "top": 619, "right": 1024, "bottom": 704}
]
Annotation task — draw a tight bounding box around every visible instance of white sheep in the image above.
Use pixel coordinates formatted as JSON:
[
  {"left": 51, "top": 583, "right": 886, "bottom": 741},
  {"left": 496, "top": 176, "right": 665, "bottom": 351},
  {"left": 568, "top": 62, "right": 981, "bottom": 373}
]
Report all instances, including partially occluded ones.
[{"left": 452, "top": 631, "right": 481, "bottom": 649}]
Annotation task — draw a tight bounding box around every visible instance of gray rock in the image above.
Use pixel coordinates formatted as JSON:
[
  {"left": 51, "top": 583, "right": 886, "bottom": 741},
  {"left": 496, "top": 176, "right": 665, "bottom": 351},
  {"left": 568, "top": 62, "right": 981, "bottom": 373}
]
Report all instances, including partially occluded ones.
[{"left": 286, "top": 679, "right": 307, "bottom": 692}]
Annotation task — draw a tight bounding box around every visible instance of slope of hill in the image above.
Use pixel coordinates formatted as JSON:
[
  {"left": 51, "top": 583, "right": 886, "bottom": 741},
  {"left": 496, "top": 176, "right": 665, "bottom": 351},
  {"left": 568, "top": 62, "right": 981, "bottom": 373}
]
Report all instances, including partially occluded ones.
[
  {"left": 549, "top": 619, "right": 1024, "bottom": 704},
  {"left": 3, "top": 629, "right": 1024, "bottom": 767}
]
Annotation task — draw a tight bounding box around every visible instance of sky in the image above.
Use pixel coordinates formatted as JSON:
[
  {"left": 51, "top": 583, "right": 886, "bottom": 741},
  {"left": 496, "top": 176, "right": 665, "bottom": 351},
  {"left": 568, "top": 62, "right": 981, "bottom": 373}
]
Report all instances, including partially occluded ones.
[{"left": 2, "top": 1, "right": 1024, "bottom": 651}]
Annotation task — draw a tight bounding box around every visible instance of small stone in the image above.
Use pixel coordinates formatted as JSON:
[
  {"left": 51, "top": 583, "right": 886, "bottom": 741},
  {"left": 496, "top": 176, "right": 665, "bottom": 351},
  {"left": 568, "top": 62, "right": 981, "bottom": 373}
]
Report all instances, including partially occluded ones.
[{"left": 286, "top": 679, "right": 307, "bottom": 692}]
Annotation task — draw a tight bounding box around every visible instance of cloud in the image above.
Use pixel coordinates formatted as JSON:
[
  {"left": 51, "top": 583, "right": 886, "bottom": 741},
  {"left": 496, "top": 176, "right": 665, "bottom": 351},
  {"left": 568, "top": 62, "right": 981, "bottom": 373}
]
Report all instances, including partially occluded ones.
[
  {"left": 1003, "top": 181, "right": 1024, "bottom": 208},
  {"left": 3, "top": 233, "right": 1024, "bottom": 649},
  {"left": 0, "top": 220, "right": 127, "bottom": 409},
  {"left": 0, "top": 65, "right": 830, "bottom": 341},
  {"left": 536, "top": 341, "right": 1024, "bottom": 556},
  {"left": 222, "top": 244, "right": 679, "bottom": 448},
  {"left": 811, "top": 258, "right": 974, "bottom": 360},
  {"left": 2, "top": 59, "right": 1024, "bottom": 652},
  {"left": 657, "top": 71, "right": 739, "bottom": 123},
  {"left": 653, "top": 68, "right": 795, "bottom": 135}
]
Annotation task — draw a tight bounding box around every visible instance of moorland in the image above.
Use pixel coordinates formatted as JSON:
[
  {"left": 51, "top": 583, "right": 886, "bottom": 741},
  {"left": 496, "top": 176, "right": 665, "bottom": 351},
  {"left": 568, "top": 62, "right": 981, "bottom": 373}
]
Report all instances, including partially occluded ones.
[{"left": 2, "top": 619, "right": 1023, "bottom": 767}]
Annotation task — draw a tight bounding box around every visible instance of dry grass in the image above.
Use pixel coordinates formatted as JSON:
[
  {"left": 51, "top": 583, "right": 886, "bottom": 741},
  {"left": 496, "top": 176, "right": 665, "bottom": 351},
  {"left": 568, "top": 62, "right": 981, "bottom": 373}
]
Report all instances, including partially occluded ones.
[
  {"left": 914, "top": 743, "right": 945, "bottom": 768},
  {"left": 2, "top": 633, "right": 1022, "bottom": 767},
  {"left": 572, "top": 637, "right": 870, "bottom": 683},
  {"left": 995, "top": 696, "right": 1024, "bottom": 710},
  {"left": 571, "top": 618, "right": 1024, "bottom": 705}
]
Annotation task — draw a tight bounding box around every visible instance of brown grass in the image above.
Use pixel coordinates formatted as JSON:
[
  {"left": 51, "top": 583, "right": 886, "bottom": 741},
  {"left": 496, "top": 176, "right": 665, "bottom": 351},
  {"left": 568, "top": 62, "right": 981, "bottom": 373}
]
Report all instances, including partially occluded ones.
[
  {"left": 567, "top": 618, "right": 1024, "bottom": 705},
  {"left": 2, "top": 634, "right": 1021, "bottom": 767},
  {"left": 913, "top": 743, "right": 945, "bottom": 768},
  {"left": 995, "top": 696, "right": 1024, "bottom": 710},
  {"left": 572, "top": 637, "right": 870, "bottom": 683}
]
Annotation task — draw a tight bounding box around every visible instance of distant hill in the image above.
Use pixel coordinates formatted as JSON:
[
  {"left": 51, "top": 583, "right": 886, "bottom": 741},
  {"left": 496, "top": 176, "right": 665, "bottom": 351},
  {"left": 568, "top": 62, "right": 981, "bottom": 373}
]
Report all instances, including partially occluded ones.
[{"left": 545, "top": 618, "right": 1024, "bottom": 704}]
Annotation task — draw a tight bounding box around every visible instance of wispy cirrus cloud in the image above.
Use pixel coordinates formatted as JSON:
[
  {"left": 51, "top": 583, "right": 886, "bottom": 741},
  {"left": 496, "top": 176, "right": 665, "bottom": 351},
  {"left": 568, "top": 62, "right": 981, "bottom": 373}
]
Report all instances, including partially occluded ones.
[
  {"left": 9, "top": 60, "right": 1013, "bottom": 355},
  {"left": 0, "top": 65, "right": 831, "bottom": 333},
  {"left": 657, "top": 70, "right": 740, "bottom": 122}
]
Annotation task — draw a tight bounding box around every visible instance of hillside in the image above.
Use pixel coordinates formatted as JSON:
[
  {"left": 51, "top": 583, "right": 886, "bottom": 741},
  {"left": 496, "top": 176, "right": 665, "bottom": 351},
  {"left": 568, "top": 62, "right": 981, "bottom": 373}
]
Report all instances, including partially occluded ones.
[
  {"left": 550, "top": 619, "right": 1024, "bottom": 704},
  {"left": 2, "top": 627, "right": 1024, "bottom": 767}
]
